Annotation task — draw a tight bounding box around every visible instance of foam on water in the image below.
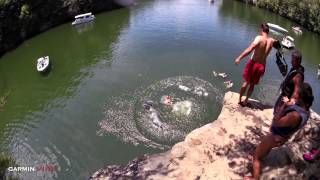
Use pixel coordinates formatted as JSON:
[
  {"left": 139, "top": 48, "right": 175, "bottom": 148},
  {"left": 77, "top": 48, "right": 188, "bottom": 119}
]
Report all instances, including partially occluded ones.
[
  {"left": 172, "top": 100, "right": 192, "bottom": 116},
  {"left": 97, "top": 76, "right": 223, "bottom": 149}
]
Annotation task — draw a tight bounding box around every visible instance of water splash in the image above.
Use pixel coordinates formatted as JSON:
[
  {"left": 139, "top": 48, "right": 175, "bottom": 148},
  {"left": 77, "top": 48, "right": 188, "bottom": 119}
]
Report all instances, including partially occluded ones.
[{"left": 97, "top": 76, "right": 223, "bottom": 149}]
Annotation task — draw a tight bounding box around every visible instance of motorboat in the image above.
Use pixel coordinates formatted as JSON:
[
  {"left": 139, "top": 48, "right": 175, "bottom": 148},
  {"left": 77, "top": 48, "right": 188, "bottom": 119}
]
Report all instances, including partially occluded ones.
[
  {"left": 37, "top": 56, "right": 50, "bottom": 72},
  {"left": 292, "top": 26, "right": 303, "bottom": 34},
  {"left": 267, "top": 23, "right": 288, "bottom": 33},
  {"left": 72, "top": 12, "right": 95, "bottom": 26},
  {"left": 281, "top": 36, "right": 295, "bottom": 49}
]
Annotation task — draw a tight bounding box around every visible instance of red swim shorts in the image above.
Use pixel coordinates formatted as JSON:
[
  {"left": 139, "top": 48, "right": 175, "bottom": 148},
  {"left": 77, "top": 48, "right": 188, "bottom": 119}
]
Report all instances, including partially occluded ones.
[{"left": 243, "top": 59, "right": 265, "bottom": 85}]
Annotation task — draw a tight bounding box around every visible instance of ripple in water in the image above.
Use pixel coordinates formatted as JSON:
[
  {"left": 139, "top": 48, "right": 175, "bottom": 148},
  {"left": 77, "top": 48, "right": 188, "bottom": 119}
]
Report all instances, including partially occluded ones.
[
  {"left": 8, "top": 136, "right": 71, "bottom": 180},
  {"left": 97, "top": 76, "right": 223, "bottom": 149},
  {"left": 257, "top": 78, "right": 282, "bottom": 105}
]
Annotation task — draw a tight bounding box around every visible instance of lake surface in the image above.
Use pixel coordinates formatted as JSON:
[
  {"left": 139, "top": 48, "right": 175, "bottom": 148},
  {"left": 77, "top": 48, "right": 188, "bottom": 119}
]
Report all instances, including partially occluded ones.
[{"left": 0, "top": 0, "right": 319, "bottom": 179}]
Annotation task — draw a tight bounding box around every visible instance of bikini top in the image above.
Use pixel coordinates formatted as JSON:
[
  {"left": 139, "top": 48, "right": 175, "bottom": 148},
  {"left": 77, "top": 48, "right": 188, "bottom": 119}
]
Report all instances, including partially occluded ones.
[
  {"left": 272, "top": 104, "right": 310, "bottom": 137},
  {"left": 284, "top": 104, "right": 310, "bottom": 130}
]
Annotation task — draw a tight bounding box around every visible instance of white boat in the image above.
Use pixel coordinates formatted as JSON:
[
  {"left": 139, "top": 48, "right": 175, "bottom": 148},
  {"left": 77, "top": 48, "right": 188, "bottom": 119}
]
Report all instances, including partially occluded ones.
[
  {"left": 281, "top": 36, "right": 295, "bottom": 49},
  {"left": 37, "top": 56, "right": 50, "bottom": 72},
  {"left": 292, "top": 26, "right": 303, "bottom": 34},
  {"left": 72, "top": 12, "right": 95, "bottom": 26},
  {"left": 267, "top": 23, "right": 288, "bottom": 33}
]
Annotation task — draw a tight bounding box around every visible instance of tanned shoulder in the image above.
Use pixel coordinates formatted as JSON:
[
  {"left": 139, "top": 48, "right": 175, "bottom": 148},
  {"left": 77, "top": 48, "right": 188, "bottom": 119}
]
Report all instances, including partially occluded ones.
[{"left": 253, "top": 36, "right": 261, "bottom": 44}]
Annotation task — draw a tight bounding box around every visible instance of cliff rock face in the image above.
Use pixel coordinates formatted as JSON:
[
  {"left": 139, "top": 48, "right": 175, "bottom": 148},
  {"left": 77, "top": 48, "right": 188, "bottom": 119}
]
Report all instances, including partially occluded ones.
[
  {"left": 90, "top": 92, "right": 320, "bottom": 180},
  {"left": 0, "top": 0, "right": 122, "bottom": 56}
]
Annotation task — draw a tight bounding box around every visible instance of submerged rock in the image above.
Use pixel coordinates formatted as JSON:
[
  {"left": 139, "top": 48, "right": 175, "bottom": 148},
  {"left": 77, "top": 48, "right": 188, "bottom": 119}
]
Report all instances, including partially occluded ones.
[{"left": 91, "top": 92, "right": 320, "bottom": 180}]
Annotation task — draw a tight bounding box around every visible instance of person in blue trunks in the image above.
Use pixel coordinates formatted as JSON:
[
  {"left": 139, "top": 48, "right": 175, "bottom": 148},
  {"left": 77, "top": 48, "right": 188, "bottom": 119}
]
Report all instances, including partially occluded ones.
[{"left": 245, "top": 83, "right": 314, "bottom": 180}]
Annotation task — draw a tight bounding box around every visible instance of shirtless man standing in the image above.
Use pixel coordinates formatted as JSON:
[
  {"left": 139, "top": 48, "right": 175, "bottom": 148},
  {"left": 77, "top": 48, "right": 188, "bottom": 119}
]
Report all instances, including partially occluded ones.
[{"left": 235, "top": 23, "right": 279, "bottom": 106}]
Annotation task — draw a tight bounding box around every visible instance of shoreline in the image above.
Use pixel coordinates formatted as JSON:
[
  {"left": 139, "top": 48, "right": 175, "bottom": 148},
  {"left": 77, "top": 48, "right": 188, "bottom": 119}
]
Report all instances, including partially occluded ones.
[{"left": 0, "top": 0, "right": 124, "bottom": 57}]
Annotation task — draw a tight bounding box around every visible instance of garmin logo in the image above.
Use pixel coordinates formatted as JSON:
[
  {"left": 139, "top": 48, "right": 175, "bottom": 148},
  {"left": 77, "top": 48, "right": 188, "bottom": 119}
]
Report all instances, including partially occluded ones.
[
  {"left": 7, "top": 165, "right": 57, "bottom": 172},
  {"left": 8, "top": 167, "right": 36, "bottom": 172}
]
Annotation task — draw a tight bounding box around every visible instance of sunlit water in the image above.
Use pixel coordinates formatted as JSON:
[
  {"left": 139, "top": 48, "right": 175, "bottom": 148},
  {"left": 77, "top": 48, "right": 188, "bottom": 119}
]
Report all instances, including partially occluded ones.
[{"left": 0, "top": 0, "right": 319, "bottom": 179}]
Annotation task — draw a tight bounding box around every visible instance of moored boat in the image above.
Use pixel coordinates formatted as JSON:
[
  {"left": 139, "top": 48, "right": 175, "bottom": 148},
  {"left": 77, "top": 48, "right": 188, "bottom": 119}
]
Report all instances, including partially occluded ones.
[
  {"left": 72, "top": 12, "right": 95, "bottom": 26},
  {"left": 292, "top": 26, "right": 303, "bottom": 34},
  {"left": 281, "top": 36, "right": 295, "bottom": 49},
  {"left": 37, "top": 56, "right": 50, "bottom": 73},
  {"left": 267, "top": 23, "right": 288, "bottom": 33}
]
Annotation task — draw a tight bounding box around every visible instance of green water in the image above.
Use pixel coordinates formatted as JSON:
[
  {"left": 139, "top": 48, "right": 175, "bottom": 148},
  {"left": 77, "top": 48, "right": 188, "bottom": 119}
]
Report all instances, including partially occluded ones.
[{"left": 0, "top": 0, "right": 319, "bottom": 179}]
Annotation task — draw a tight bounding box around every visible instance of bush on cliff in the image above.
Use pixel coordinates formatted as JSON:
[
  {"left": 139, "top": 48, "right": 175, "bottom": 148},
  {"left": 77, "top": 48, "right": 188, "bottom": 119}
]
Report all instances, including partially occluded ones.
[{"left": 237, "top": 0, "right": 320, "bottom": 34}]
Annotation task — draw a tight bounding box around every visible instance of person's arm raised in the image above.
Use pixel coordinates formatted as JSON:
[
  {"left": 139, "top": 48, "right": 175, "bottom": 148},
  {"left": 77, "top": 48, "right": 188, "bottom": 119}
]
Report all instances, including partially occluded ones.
[{"left": 235, "top": 36, "right": 260, "bottom": 65}]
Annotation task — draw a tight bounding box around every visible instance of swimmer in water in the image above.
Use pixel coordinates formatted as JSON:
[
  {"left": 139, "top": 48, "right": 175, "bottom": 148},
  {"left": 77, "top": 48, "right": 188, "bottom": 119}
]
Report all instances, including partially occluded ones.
[
  {"left": 162, "top": 95, "right": 173, "bottom": 106},
  {"left": 143, "top": 100, "right": 153, "bottom": 110}
]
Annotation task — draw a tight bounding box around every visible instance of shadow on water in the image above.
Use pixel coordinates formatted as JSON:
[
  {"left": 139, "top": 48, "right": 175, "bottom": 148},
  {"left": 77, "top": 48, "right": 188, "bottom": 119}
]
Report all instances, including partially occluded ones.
[{"left": 38, "top": 62, "right": 53, "bottom": 77}]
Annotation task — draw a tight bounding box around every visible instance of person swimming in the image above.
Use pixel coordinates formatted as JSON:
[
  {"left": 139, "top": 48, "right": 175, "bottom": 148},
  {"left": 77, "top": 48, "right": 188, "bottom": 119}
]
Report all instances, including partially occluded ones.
[
  {"left": 143, "top": 100, "right": 153, "bottom": 110},
  {"left": 161, "top": 95, "right": 173, "bottom": 106}
]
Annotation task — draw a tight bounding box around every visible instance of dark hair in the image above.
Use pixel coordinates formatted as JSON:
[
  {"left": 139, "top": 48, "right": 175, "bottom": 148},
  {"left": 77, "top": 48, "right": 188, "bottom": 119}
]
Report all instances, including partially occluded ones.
[
  {"left": 298, "top": 83, "right": 314, "bottom": 110},
  {"left": 292, "top": 49, "right": 302, "bottom": 62},
  {"left": 273, "top": 40, "right": 281, "bottom": 49},
  {"left": 261, "top": 23, "right": 269, "bottom": 34}
]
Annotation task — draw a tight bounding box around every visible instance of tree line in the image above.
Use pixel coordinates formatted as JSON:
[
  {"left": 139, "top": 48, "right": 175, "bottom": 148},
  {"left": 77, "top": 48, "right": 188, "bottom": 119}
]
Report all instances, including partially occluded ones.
[{"left": 236, "top": 0, "right": 320, "bottom": 34}]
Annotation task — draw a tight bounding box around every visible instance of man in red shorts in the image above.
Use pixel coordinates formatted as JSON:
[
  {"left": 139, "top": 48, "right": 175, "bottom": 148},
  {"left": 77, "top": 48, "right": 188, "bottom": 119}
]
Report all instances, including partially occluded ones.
[{"left": 235, "top": 23, "right": 279, "bottom": 107}]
